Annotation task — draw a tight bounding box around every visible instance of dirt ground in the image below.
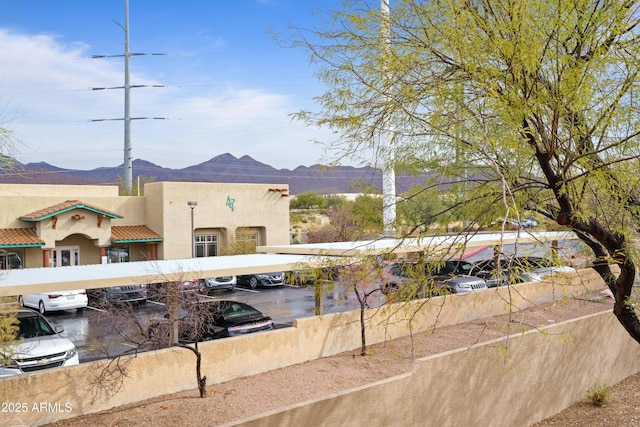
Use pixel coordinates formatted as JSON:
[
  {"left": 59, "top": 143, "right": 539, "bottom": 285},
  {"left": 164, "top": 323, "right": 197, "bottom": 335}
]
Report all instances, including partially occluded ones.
[{"left": 39, "top": 287, "right": 640, "bottom": 427}]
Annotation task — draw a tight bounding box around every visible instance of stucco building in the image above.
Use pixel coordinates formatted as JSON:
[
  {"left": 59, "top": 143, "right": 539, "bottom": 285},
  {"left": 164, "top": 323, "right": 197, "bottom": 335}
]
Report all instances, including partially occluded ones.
[{"left": 0, "top": 182, "right": 290, "bottom": 269}]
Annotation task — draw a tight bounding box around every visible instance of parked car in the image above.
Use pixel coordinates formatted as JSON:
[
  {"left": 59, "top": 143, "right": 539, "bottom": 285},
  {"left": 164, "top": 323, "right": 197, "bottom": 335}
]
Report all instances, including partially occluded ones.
[
  {"left": 88, "top": 284, "right": 148, "bottom": 306},
  {"left": 507, "top": 256, "right": 577, "bottom": 283},
  {"left": 199, "top": 276, "right": 236, "bottom": 295},
  {"left": 147, "top": 299, "right": 275, "bottom": 344},
  {"left": 506, "top": 217, "right": 539, "bottom": 229},
  {"left": 470, "top": 256, "right": 576, "bottom": 286},
  {"left": 468, "top": 259, "right": 511, "bottom": 288},
  {"left": 237, "top": 272, "right": 285, "bottom": 289},
  {"left": 0, "top": 308, "right": 79, "bottom": 377},
  {"left": 381, "top": 260, "right": 487, "bottom": 295},
  {"left": 148, "top": 280, "right": 200, "bottom": 302},
  {"left": 18, "top": 289, "right": 87, "bottom": 314}
]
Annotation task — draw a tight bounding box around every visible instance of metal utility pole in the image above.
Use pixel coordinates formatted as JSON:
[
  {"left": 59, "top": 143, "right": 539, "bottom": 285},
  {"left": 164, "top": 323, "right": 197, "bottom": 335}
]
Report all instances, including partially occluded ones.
[
  {"left": 381, "top": 0, "right": 396, "bottom": 235},
  {"left": 91, "top": 0, "right": 165, "bottom": 195},
  {"left": 123, "top": 0, "right": 132, "bottom": 193}
]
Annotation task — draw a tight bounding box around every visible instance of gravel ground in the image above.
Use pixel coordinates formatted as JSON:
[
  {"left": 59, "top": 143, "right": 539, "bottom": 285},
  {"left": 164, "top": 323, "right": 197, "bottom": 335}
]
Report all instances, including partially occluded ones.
[
  {"left": 40, "top": 288, "right": 632, "bottom": 427},
  {"left": 532, "top": 370, "right": 640, "bottom": 426}
]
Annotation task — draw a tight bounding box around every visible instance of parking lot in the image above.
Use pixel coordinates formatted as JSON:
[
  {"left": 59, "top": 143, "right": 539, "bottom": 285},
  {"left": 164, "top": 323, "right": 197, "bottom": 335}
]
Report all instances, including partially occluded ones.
[
  {"left": 30, "top": 240, "right": 583, "bottom": 362},
  {"left": 43, "top": 281, "right": 362, "bottom": 362}
]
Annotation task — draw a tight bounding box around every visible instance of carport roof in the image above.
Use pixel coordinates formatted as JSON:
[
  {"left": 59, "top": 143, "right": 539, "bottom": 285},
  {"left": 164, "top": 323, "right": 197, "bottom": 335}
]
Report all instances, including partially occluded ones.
[
  {"left": 0, "top": 231, "right": 576, "bottom": 296},
  {"left": 0, "top": 253, "right": 340, "bottom": 296},
  {"left": 257, "top": 231, "right": 576, "bottom": 256}
]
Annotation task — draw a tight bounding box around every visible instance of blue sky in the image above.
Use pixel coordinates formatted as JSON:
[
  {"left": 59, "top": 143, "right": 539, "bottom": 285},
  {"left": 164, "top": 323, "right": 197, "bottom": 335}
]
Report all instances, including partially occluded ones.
[{"left": 1, "top": 0, "right": 343, "bottom": 171}]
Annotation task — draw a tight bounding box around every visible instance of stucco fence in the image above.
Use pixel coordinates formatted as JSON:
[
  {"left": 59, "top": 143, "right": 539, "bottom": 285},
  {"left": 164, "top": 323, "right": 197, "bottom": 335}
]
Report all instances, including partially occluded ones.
[{"left": 0, "top": 268, "right": 628, "bottom": 426}]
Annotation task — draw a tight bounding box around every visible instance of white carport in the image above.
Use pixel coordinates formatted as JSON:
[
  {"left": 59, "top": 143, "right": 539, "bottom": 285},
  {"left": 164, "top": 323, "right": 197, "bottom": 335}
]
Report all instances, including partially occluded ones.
[
  {"left": 0, "top": 231, "right": 576, "bottom": 296},
  {"left": 258, "top": 231, "right": 576, "bottom": 256},
  {"left": 0, "top": 253, "right": 336, "bottom": 296}
]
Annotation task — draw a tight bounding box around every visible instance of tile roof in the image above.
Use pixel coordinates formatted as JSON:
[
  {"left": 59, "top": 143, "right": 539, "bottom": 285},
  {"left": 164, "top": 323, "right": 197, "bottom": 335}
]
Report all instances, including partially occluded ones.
[
  {"left": 19, "top": 200, "right": 122, "bottom": 221},
  {"left": 0, "top": 228, "right": 45, "bottom": 247},
  {"left": 111, "top": 225, "right": 163, "bottom": 243}
]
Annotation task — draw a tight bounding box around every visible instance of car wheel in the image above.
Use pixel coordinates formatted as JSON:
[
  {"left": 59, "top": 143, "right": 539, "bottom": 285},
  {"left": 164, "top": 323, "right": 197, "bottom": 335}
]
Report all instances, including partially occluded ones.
[
  {"left": 18, "top": 296, "right": 25, "bottom": 307},
  {"left": 198, "top": 280, "right": 208, "bottom": 295},
  {"left": 38, "top": 300, "right": 46, "bottom": 315},
  {"left": 249, "top": 276, "right": 259, "bottom": 289}
]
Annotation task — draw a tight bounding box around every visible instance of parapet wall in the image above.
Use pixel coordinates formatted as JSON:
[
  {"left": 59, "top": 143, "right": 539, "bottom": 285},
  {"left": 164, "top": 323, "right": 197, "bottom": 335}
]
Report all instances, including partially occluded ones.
[
  {"left": 0, "top": 269, "right": 614, "bottom": 426},
  {"left": 235, "top": 311, "right": 638, "bottom": 427}
]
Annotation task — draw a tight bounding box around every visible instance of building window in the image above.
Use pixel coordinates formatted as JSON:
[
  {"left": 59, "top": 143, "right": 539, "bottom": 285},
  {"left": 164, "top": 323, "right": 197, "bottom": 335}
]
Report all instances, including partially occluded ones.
[
  {"left": 0, "top": 250, "right": 23, "bottom": 269},
  {"left": 195, "top": 235, "right": 218, "bottom": 257},
  {"left": 106, "top": 246, "right": 130, "bottom": 263}
]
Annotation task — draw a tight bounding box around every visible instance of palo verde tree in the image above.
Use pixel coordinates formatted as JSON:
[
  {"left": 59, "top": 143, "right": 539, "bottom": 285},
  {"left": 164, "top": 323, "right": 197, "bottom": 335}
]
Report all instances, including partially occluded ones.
[
  {"left": 292, "top": 0, "right": 640, "bottom": 343},
  {"left": 87, "top": 275, "right": 210, "bottom": 400}
]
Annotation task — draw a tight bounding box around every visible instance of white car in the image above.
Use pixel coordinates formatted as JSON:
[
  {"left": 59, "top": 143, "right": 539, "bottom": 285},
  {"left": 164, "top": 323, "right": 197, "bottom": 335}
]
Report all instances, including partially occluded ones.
[
  {"left": 0, "top": 309, "right": 79, "bottom": 377},
  {"left": 18, "top": 289, "right": 88, "bottom": 314}
]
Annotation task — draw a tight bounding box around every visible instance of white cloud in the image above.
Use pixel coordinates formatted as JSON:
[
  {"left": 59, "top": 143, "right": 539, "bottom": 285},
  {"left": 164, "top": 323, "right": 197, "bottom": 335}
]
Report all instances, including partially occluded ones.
[{"left": 0, "top": 29, "right": 332, "bottom": 170}]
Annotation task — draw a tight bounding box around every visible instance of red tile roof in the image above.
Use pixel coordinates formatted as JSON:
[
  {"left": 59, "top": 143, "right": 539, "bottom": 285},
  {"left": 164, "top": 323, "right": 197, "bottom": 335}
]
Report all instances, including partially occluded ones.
[
  {"left": 111, "top": 225, "right": 163, "bottom": 243},
  {"left": 0, "top": 228, "right": 45, "bottom": 247},
  {"left": 20, "top": 200, "right": 122, "bottom": 221}
]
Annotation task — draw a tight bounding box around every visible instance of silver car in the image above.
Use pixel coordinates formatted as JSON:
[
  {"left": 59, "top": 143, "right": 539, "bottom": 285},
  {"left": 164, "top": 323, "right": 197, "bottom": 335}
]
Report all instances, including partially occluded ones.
[
  {"left": 199, "top": 276, "right": 237, "bottom": 295},
  {"left": 381, "top": 261, "right": 487, "bottom": 295}
]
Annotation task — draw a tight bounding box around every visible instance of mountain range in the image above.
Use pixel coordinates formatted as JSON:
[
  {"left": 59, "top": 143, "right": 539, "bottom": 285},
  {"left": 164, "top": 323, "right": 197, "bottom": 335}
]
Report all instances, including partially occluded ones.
[{"left": 0, "top": 153, "right": 429, "bottom": 195}]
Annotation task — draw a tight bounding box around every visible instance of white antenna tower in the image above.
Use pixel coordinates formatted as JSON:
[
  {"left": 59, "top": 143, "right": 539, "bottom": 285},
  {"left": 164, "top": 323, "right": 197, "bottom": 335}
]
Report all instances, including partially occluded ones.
[{"left": 381, "top": 0, "right": 396, "bottom": 235}]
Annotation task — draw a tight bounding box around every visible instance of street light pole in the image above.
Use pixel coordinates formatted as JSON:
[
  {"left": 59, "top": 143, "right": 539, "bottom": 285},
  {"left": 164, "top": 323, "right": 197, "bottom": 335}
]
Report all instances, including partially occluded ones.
[{"left": 188, "top": 201, "right": 198, "bottom": 258}]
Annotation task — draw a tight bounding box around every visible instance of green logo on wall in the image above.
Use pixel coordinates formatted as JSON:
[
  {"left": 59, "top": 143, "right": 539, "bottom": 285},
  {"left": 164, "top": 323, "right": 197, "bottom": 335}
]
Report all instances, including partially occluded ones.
[{"left": 226, "top": 195, "right": 235, "bottom": 212}]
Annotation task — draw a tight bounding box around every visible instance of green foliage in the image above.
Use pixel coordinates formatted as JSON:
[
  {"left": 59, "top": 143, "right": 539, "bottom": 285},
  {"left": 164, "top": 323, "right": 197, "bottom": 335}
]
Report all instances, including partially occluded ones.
[
  {"left": 307, "top": 195, "right": 384, "bottom": 242},
  {"left": 117, "top": 174, "right": 156, "bottom": 196},
  {"left": 586, "top": 382, "right": 611, "bottom": 407},
  {"left": 397, "top": 185, "right": 450, "bottom": 231},
  {"left": 219, "top": 231, "right": 257, "bottom": 255},
  {"left": 352, "top": 194, "right": 383, "bottom": 230},
  {"left": 0, "top": 298, "right": 20, "bottom": 365},
  {"left": 324, "top": 194, "right": 347, "bottom": 209},
  {"left": 289, "top": 0, "right": 640, "bottom": 341},
  {"left": 290, "top": 191, "right": 327, "bottom": 209}
]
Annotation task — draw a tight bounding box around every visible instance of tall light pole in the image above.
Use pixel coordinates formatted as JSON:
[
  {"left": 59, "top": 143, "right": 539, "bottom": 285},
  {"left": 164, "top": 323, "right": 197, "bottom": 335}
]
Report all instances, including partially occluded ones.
[{"left": 188, "top": 201, "right": 198, "bottom": 258}]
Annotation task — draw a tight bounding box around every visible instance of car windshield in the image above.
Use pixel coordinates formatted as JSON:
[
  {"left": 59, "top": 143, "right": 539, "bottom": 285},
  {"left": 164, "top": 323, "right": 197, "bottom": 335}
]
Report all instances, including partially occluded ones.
[
  {"left": 389, "top": 263, "right": 420, "bottom": 278},
  {"left": 17, "top": 315, "right": 56, "bottom": 338},
  {"left": 426, "top": 262, "right": 456, "bottom": 276},
  {"left": 218, "top": 302, "right": 261, "bottom": 319}
]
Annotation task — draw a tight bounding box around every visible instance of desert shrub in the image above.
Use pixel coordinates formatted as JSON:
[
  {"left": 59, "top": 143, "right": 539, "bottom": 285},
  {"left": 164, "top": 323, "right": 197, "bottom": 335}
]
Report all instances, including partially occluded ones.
[{"left": 586, "top": 382, "right": 611, "bottom": 407}]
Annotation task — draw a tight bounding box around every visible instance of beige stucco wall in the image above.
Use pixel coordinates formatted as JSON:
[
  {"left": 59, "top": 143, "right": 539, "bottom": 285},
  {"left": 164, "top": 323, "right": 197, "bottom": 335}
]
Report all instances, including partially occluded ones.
[
  {"left": 0, "top": 184, "right": 119, "bottom": 198},
  {"left": 0, "top": 269, "right": 611, "bottom": 426},
  {"left": 145, "top": 182, "right": 290, "bottom": 259},
  {"left": 236, "top": 311, "right": 640, "bottom": 427},
  {"left": 0, "top": 182, "right": 289, "bottom": 266}
]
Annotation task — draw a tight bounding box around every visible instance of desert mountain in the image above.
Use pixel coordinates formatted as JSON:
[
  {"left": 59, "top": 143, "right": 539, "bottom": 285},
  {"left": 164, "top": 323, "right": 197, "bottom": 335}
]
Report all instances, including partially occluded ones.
[{"left": 0, "top": 154, "right": 428, "bottom": 195}]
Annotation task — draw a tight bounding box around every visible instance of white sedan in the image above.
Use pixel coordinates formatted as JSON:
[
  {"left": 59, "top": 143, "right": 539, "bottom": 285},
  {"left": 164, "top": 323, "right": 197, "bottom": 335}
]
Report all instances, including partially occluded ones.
[{"left": 18, "top": 290, "right": 88, "bottom": 314}]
